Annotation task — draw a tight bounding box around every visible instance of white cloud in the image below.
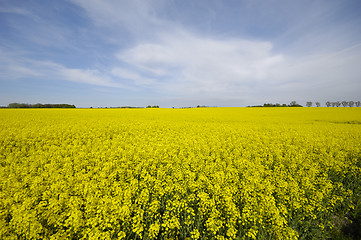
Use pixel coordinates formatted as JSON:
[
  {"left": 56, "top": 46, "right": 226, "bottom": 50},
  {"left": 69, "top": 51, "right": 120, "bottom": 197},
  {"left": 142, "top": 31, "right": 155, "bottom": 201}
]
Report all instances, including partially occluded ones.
[
  {"left": 111, "top": 67, "right": 156, "bottom": 86},
  {"left": 116, "top": 30, "right": 285, "bottom": 96},
  {"left": 60, "top": 68, "right": 121, "bottom": 88},
  {"left": 113, "top": 28, "right": 361, "bottom": 105},
  {"left": 0, "top": 48, "right": 121, "bottom": 88}
]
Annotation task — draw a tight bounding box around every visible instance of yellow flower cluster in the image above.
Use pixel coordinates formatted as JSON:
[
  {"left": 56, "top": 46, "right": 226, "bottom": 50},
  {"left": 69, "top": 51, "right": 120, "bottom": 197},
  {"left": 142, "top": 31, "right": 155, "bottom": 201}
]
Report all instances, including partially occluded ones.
[{"left": 0, "top": 108, "right": 360, "bottom": 239}]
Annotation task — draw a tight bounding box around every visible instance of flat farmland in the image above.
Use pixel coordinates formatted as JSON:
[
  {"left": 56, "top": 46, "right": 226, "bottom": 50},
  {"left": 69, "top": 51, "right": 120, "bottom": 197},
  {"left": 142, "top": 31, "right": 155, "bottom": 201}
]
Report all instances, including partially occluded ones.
[{"left": 1, "top": 108, "right": 360, "bottom": 239}]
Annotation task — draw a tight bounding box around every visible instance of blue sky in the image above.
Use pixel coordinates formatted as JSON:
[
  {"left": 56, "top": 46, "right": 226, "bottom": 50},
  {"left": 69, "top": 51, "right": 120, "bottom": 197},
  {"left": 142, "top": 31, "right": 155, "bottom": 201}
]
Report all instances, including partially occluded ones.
[{"left": 1, "top": 0, "right": 361, "bottom": 107}]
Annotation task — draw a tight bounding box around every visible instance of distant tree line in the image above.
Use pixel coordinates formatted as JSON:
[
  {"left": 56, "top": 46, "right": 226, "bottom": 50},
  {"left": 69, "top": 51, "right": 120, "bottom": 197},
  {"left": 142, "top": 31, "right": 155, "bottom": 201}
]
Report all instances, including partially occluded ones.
[
  {"left": 305, "top": 101, "right": 361, "bottom": 107},
  {"left": 146, "top": 105, "right": 159, "bottom": 108},
  {"left": 248, "top": 101, "right": 303, "bottom": 107},
  {"left": 7, "top": 103, "right": 76, "bottom": 108},
  {"left": 116, "top": 106, "right": 144, "bottom": 109},
  {"left": 325, "top": 101, "right": 360, "bottom": 107}
]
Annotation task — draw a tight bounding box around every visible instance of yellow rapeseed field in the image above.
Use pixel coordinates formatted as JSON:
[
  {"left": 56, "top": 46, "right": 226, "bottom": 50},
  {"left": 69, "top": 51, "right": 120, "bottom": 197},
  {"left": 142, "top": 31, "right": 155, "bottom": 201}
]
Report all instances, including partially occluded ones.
[{"left": 0, "top": 108, "right": 360, "bottom": 239}]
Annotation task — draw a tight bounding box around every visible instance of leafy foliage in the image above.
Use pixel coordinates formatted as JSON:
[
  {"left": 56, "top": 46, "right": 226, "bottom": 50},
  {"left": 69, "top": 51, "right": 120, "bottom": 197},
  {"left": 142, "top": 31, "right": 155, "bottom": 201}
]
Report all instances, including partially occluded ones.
[{"left": 7, "top": 103, "right": 76, "bottom": 108}]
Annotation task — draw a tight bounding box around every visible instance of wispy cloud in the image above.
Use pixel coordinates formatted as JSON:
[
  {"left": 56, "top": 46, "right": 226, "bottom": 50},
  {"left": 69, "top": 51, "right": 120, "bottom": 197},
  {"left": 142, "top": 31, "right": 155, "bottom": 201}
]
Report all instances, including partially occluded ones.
[
  {"left": 69, "top": 0, "right": 169, "bottom": 40},
  {"left": 0, "top": 6, "right": 34, "bottom": 17},
  {"left": 0, "top": 48, "right": 121, "bottom": 88},
  {"left": 60, "top": 68, "right": 121, "bottom": 88}
]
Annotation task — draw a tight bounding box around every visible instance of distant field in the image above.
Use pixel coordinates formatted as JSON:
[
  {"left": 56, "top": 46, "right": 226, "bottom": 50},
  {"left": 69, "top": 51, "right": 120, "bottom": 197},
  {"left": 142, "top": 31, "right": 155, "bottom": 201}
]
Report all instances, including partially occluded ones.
[{"left": 1, "top": 108, "right": 361, "bottom": 239}]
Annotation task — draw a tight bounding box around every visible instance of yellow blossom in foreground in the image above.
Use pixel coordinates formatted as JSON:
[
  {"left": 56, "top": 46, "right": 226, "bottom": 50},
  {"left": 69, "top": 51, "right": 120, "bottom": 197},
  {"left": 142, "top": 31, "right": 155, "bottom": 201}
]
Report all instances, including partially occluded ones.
[{"left": 0, "top": 108, "right": 360, "bottom": 239}]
